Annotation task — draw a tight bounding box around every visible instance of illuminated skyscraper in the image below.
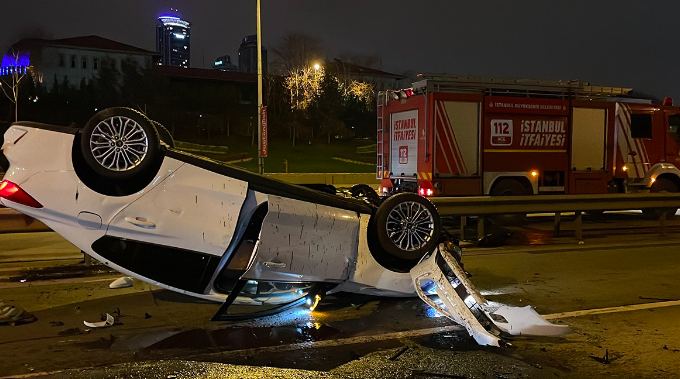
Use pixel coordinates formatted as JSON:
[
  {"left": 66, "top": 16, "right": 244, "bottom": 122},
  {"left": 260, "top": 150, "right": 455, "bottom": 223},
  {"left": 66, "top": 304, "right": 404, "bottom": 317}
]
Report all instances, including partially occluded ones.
[
  {"left": 156, "top": 14, "right": 191, "bottom": 68},
  {"left": 238, "top": 35, "right": 267, "bottom": 74}
]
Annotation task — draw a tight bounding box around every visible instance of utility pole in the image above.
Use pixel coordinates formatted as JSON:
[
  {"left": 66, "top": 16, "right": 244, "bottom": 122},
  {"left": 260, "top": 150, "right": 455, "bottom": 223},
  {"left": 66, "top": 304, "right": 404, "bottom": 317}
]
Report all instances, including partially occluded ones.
[{"left": 256, "top": 0, "right": 264, "bottom": 174}]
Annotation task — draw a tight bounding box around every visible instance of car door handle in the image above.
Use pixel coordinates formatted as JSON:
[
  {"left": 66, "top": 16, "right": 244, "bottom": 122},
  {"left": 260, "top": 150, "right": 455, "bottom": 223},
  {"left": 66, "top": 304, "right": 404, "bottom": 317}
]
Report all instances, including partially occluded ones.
[
  {"left": 262, "top": 261, "right": 286, "bottom": 268},
  {"left": 124, "top": 217, "right": 156, "bottom": 229}
]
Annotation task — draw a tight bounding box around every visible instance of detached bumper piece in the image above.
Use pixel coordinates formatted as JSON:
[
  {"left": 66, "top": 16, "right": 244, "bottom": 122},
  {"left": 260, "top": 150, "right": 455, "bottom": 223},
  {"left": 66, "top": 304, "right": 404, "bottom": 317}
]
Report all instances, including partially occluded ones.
[{"left": 410, "top": 244, "right": 569, "bottom": 347}]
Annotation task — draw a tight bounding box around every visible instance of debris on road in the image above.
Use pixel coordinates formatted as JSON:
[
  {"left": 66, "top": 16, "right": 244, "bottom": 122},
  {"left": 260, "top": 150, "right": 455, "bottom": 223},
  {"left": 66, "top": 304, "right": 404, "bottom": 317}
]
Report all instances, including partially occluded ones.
[
  {"left": 84, "top": 313, "right": 115, "bottom": 328},
  {"left": 58, "top": 327, "right": 85, "bottom": 336},
  {"left": 109, "top": 276, "right": 134, "bottom": 289},
  {"left": 590, "top": 349, "right": 610, "bottom": 364},
  {"left": 477, "top": 232, "right": 512, "bottom": 247},
  {"left": 388, "top": 346, "right": 409, "bottom": 361},
  {"left": 0, "top": 301, "right": 37, "bottom": 326}
]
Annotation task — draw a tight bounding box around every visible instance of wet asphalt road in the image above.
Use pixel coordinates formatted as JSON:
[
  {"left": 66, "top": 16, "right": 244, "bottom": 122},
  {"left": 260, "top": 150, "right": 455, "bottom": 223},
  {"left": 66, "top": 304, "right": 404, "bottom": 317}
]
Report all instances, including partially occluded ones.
[{"left": 1, "top": 213, "right": 680, "bottom": 378}]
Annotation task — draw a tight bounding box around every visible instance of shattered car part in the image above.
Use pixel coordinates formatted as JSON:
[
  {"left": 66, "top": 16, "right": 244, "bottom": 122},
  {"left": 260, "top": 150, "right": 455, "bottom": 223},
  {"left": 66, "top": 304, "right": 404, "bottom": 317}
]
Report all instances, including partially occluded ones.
[
  {"left": 411, "top": 244, "right": 569, "bottom": 346},
  {"left": 109, "top": 277, "right": 134, "bottom": 289},
  {"left": 84, "top": 313, "right": 115, "bottom": 329}
]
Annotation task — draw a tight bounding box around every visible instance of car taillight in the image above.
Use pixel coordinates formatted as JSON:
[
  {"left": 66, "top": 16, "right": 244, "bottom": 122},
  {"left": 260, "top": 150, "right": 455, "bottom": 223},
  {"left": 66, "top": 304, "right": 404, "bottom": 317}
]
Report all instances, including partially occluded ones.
[{"left": 0, "top": 180, "right": 43, "bottom": 208}]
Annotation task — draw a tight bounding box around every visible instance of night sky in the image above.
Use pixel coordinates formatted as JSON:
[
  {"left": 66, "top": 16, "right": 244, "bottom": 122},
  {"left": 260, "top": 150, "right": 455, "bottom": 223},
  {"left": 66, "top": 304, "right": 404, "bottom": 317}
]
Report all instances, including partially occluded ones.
[{"left": 4, "top": 1, "right": 680, "bottom": 100}]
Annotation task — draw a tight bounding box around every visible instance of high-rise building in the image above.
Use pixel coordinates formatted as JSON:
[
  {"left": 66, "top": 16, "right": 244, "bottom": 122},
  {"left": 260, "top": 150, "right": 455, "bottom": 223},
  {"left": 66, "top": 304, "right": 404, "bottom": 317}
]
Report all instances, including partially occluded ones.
[
  {"left": 238, "top": 35, "right": 267, "bottom": 74},
  {"left": 156, "top": 14, "right": 191, "bottom": 68},
  {"left": 213, "top": 55, "right": 238, "bottom": 72}
]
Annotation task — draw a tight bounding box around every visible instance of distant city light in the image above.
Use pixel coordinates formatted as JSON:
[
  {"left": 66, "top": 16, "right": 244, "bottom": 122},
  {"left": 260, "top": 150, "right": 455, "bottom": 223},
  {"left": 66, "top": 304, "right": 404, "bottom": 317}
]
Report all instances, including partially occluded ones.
[{"left": 159, "top": 16, "right": 191, "bottom": 28}]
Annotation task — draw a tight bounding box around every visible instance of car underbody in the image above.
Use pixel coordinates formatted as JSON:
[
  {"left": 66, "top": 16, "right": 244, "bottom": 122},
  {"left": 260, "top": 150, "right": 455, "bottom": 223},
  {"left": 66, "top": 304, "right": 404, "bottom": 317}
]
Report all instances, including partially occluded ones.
[{"left": 0, "top": 108, "right": 568, "bottom": 346}]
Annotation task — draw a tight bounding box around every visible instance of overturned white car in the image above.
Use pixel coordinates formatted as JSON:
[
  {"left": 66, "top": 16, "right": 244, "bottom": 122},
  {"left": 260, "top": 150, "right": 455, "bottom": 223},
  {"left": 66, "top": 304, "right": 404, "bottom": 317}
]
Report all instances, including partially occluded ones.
[{"left": 0, "top": 108, "right": 567, "bottom": 346}]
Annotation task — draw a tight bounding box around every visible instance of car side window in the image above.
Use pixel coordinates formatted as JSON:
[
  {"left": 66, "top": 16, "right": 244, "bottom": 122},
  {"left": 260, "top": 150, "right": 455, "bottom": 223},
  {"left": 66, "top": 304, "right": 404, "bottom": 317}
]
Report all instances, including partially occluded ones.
[
  {"left": 669, "top": 114, "right": 680, "bottom": 142},
  {"left": 630, "top": 113, "right": 652, "bottom": 139}
]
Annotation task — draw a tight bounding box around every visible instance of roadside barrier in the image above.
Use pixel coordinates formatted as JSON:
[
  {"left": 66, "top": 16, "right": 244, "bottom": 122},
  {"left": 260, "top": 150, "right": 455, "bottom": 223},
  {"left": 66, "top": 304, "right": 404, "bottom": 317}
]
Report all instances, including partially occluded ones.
[{"left": 430, "top": 193, "right": 680, "bottom": 241}]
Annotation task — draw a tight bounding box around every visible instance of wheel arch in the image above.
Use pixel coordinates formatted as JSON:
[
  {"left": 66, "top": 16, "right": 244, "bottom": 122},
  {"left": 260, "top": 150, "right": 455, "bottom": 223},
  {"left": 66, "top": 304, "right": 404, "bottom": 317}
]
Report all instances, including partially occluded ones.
[
  {"left": 485, "top": 173, "right": 536, "bottom": 195},
  {"left": 646, "top": 163, "right": 680, "bottom": 190}
]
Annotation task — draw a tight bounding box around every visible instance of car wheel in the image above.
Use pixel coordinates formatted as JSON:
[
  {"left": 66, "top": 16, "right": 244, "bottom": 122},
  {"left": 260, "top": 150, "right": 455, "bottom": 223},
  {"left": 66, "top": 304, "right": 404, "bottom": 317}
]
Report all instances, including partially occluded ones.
[
  {"left": 80, "top": 108, "right": 161, "bottom": 181},
  {"left": 642, "top": 177, "right": 678, "bottom": 220},
  {"left": 152, "top": 121, "right": 175, "bottom": 148},
  {"left": 489, "top": 179, "right": 529, "bottom": 225},
  {"left": 373, "top": 193, "right": 441, "bottom": 262}
]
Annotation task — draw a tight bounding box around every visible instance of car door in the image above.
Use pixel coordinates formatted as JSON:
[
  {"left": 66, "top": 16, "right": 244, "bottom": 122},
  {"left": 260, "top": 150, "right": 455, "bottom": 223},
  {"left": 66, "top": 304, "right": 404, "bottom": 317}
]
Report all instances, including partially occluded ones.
[
  {"left": 242, "top": 194, "right": 361, "bottom": 283},
  {"left": 93, "top": 164, "right": 249, "bottom": 294}
]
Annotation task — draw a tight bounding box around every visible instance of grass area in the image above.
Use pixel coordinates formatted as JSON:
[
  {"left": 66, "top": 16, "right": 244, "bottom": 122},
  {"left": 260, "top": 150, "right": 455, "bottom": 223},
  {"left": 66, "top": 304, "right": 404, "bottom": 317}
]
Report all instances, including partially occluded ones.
[{"left": 179, "top": 136, "right": 376, "bottom": 173}]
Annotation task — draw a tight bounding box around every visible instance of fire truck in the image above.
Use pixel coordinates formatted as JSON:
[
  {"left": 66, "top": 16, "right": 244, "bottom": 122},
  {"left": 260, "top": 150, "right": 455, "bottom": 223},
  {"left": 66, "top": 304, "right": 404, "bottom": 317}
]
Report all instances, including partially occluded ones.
[{"left": 377, "top": 75, "right": 680, "bottom": 216}]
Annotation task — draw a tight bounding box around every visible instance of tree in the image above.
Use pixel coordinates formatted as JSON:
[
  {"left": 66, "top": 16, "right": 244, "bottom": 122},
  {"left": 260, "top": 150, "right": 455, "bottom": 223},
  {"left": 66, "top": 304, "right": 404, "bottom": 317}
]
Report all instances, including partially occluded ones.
[
  {"left": 270, "top": 32, "right": 324, "bottom": 74},
  {"left": 93, "top": 57, "right": 120, "bottom": 109},
  {"left": 120, "top": 58, "right": 145, "bottom": 109},
  {"left": 0, "top": 49, "right": 33, "bottom": 122},
  {"left": 310, "top": 75, "right": 352, "bottom": 144}
]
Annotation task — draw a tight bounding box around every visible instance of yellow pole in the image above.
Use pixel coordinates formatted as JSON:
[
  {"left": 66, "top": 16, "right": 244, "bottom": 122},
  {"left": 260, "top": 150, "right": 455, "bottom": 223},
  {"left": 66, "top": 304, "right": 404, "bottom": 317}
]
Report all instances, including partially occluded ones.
[{"left": 257, "top": 0, "right": 264, "bottom": 174}]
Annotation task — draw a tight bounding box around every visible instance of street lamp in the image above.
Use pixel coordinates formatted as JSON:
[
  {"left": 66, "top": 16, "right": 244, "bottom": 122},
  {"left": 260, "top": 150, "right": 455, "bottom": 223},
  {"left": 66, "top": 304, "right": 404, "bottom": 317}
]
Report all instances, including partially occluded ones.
[{"left": 313, "top": 63, "right": 321, "bottom": 71}]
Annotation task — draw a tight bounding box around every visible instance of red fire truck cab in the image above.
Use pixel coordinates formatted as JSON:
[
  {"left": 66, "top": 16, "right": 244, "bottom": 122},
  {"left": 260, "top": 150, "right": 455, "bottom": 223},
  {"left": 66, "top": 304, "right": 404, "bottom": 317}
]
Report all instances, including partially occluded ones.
[{"left": 377, "top": 75, "right": 680, "bottom": 209}]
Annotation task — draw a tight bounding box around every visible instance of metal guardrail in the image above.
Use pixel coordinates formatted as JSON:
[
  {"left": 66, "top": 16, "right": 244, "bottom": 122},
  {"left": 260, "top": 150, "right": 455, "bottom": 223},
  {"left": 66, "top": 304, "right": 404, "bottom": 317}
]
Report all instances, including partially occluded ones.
[
  {"left": 430, "top": 193, "right": 680, "bottom": 241},
  {"left": 0, "top": 206, "right": 50, "bottom": 233}
]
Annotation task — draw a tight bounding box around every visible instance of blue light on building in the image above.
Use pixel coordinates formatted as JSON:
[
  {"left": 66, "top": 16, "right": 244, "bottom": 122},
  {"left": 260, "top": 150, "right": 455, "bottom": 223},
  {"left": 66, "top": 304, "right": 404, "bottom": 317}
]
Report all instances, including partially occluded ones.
[{"left": 0, "top": 52, "right": 30, "bottom": 76}]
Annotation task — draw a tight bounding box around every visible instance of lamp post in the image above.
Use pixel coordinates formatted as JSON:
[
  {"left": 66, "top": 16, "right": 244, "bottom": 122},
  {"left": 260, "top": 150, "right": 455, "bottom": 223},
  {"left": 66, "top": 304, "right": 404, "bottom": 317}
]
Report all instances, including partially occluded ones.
[{"left": 256, "top": 0, "right": 264, "bottom": 174}]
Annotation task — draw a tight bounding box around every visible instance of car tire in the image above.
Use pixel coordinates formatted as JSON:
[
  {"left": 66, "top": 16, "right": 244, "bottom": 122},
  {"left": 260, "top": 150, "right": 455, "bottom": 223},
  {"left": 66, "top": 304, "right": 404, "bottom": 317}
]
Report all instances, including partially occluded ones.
[
  {"left": 489, "top": 179, "right": 529, "bottom": 225},
  {"left": 372, "top": 193, "right": 441, "bottom": 264},
  {"left": 152, "top": 120, "right": 175, "bottom": 148},
  {"left": 80, "top": 108, "right": 161, "bottom": 181},
  {"left": 642, "top": 177, "right": 678, "bottom": 220}
]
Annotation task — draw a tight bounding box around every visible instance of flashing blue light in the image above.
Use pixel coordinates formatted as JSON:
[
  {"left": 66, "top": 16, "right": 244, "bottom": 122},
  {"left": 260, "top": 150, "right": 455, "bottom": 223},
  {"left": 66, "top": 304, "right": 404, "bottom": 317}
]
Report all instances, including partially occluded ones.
[{"left": 159, "top": 15, "right": 181, "bottom": 20}]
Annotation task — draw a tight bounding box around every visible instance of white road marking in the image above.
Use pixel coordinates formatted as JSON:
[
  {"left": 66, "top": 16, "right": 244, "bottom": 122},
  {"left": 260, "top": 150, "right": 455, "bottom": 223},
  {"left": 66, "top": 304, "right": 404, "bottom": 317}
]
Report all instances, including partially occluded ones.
[
  {"left": 195, "top": 325, "right": 465, "bottom": 359},
  {"left": 543, "top": 300, "right": 680, "bottom": 320},
  {"left": 206, "top": 300, "right": 680, "bottom": 358}
]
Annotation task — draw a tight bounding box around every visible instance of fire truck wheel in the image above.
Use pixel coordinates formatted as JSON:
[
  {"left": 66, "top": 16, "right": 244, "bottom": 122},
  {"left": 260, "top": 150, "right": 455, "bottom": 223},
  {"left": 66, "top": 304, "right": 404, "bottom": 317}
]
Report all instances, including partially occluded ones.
[
  {"left": 642, "top": 177, "right": 678, "bottom": 220},
  {"left": 489, "top": 179, "right": 529, "bottom": 225},
  {"left": 370, "top": 193, "right": 441, "bottom": 268}
]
